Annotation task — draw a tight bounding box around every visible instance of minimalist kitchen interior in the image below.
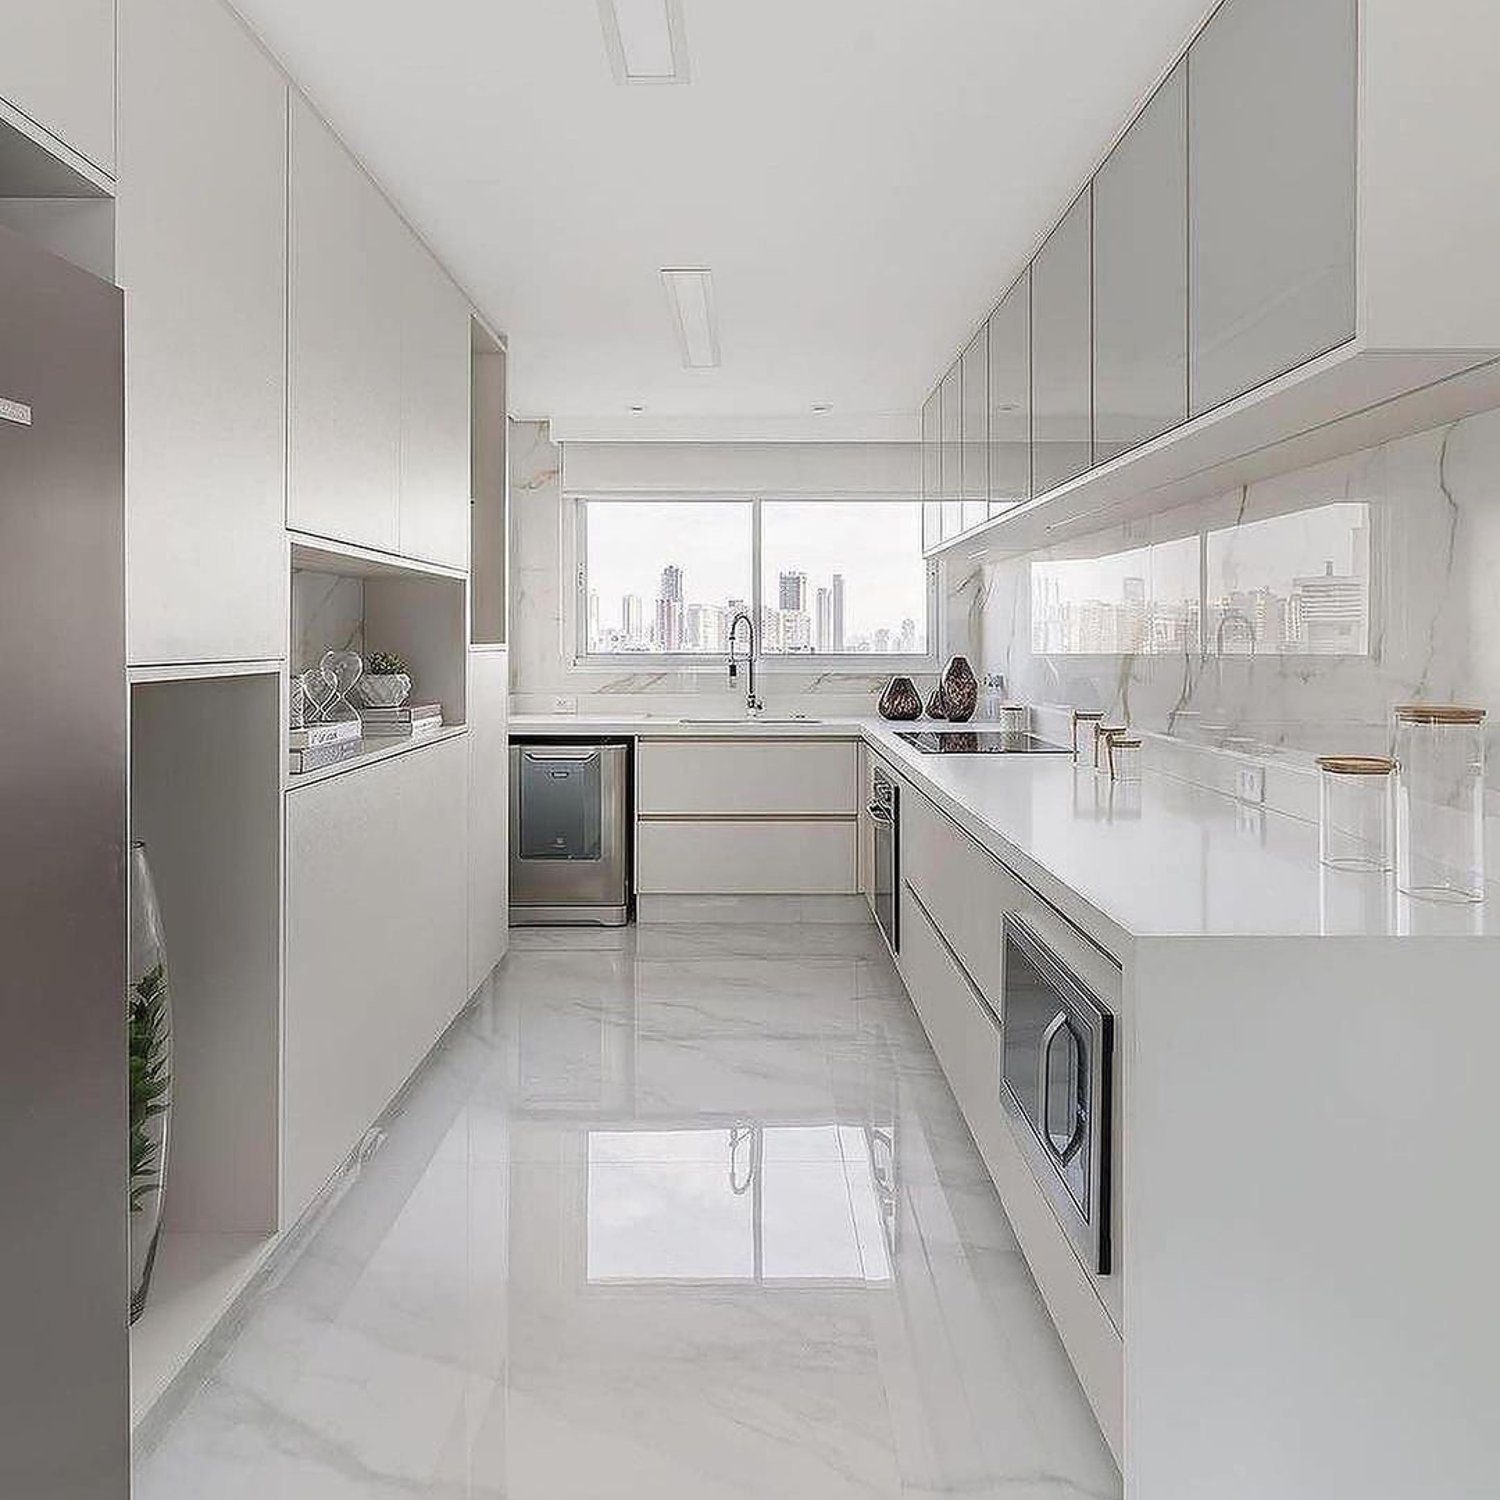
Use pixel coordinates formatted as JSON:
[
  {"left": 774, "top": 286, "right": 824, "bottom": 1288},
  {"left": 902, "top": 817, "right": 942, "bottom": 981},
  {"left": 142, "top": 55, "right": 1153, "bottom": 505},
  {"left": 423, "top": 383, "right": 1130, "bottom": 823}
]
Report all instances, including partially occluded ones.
[{"left": 4, "top": 2, "right": 1500, "bottom": 1497}]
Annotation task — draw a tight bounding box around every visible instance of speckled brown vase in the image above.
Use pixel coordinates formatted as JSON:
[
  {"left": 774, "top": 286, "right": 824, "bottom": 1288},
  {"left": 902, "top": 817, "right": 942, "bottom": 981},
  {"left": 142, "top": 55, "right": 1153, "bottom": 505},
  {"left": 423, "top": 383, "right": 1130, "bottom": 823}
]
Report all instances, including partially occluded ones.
[
  {"left": 878, "top": 675, "right": 922, "bottom": 721},
  {"left": 925, "top": 683, "right": 947, "bottom": 720},
  {"left": 939, "top": 655, "right": 978, "bottom": 723}
]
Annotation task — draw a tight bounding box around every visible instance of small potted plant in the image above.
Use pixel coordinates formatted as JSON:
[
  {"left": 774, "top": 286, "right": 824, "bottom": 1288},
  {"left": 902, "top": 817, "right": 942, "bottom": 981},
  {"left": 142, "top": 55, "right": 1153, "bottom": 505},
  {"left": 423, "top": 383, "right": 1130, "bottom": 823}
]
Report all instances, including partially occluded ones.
[{"left": 353, "top": 650, "right": 412, "bottom": 708}]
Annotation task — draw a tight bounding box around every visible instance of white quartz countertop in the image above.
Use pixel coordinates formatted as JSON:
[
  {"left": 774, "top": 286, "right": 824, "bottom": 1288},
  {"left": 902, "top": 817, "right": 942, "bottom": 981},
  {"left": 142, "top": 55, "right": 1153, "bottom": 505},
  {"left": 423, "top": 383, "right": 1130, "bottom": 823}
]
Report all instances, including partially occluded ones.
[{"left": 509, "top": 713, "right": 1497, "bottom": 946}]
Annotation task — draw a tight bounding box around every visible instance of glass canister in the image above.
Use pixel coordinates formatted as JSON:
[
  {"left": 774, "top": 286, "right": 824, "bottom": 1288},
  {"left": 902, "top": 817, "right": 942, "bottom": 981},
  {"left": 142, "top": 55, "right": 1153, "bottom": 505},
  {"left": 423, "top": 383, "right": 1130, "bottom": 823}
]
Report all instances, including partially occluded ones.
[
  {"left": 1315, "top": 755, "right": 1394, "bottom": 872},
  {"left": 1107, "top": 735, "right": 1143, "bottom": 784},
  {"left": 1093, "top": 723, "right": 1127, "bottom": 773},
  {"left": 1394, "top": 704, "right": 1487, "bottom": 902},
  {"left": 1071, "top": 709, "right": 1104, "bottom": 758}
]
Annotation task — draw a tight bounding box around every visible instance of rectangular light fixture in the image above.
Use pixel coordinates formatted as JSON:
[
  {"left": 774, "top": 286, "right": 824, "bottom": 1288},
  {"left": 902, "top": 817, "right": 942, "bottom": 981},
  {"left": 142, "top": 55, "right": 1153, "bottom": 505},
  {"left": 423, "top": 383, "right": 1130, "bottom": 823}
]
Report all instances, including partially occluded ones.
[
  {"left": 661, "top": 268, "right": 721, "bottom": 369},
  {"left": 598, "top": 0, "right": 690, "bottom": 84}
]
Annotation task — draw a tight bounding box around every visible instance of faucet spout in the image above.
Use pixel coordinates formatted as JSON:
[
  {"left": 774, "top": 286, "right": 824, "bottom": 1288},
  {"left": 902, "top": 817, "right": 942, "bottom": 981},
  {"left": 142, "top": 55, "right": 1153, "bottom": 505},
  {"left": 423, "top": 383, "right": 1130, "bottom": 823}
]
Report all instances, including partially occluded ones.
[{"left": 727, "top": 610, "right": 763, "bottom": 716}]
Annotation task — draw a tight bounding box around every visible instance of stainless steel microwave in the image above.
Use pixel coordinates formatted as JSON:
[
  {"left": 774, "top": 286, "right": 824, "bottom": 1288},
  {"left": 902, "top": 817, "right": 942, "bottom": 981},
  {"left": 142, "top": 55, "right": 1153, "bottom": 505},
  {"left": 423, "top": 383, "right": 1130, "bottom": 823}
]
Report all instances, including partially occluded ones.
[{"left": 999, "top": 912, "right": 1115, "bottom": 1275}]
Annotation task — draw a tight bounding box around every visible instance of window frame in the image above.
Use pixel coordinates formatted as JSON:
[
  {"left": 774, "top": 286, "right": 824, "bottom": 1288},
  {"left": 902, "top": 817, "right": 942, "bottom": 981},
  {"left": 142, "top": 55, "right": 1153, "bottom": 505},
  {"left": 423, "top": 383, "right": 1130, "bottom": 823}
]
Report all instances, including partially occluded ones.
[{"left": 568, "top": 492, "right": 942, "bottom": 674}]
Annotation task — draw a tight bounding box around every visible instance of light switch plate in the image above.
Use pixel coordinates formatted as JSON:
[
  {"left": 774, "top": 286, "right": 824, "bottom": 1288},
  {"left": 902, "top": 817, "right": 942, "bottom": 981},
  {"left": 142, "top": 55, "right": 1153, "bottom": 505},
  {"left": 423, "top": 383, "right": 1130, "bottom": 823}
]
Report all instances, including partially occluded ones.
[
  {"left": 1236, "top": 765, "right": 1266, "bottom": 804},
  {"left": 552, "top": 696, "right": 578, "bottom": 715}
]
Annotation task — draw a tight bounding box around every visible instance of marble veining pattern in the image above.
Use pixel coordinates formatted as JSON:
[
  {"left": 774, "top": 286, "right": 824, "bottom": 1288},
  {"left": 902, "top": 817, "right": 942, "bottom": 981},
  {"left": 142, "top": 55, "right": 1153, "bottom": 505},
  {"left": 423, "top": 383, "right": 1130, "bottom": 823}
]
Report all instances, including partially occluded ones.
[
  {"left": 956, "top": 409, "right": 1500, "bottom": 787},
  {"left": 134, "top": 921, "right": 1119, "bottom": 1500}
]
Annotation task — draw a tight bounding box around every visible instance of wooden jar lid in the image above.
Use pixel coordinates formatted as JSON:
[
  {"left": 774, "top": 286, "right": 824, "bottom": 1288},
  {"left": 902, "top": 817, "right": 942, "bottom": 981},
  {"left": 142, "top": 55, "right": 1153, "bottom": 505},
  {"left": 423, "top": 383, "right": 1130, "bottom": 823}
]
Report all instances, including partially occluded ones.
[
  {"left": 1316, "top": 755, "right": 1395, "bottom": 775},
  {"left": 1393, "top": 704, "right": 1486, "bottom": 725}
]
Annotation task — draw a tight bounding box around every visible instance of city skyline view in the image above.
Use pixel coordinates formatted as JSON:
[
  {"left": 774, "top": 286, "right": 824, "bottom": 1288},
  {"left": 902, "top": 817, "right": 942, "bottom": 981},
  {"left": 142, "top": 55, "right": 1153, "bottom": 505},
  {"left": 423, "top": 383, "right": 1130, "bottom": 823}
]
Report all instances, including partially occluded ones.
[
  {"left": 583, "top": 500, "right": 928, "bottom": 656},
  {"left": 1031, "top": 502, "right": 1372, "bottom": 657}
]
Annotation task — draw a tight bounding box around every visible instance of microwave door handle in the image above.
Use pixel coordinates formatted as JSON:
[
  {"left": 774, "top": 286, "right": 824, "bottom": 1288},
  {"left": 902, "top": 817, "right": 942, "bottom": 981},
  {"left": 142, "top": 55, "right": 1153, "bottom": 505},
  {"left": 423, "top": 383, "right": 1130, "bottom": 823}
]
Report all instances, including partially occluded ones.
[{"left": 1038, "top": 1010, "right": 1086, "bottom": 1168}]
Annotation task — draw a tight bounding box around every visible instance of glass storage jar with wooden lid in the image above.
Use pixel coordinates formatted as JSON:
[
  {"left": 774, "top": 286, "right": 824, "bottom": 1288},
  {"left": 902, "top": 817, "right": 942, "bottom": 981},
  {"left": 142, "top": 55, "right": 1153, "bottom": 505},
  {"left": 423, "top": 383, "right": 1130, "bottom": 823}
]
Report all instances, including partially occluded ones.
[
  {"left": 1393, "top": 704, "right": 1486, "bottom": 902},
  {"left": 1316, "top": 755, "right": 1394, "bottom": 872}
]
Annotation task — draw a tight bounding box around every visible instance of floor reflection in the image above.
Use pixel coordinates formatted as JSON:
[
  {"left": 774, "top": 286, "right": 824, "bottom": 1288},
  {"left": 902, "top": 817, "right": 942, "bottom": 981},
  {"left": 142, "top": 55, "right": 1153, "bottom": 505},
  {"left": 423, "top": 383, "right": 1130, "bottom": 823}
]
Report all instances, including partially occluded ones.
[{"left": 587, "top": 1125, "right": 893, "bottom": 1284}]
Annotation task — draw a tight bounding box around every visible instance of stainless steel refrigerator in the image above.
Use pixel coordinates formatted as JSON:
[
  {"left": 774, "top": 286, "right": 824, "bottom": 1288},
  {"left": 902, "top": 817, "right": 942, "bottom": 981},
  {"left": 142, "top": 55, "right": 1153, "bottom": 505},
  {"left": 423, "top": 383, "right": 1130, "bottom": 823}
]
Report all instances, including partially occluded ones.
[{"left": 0, "top": 225, "right": 129, "bottom": 1496}]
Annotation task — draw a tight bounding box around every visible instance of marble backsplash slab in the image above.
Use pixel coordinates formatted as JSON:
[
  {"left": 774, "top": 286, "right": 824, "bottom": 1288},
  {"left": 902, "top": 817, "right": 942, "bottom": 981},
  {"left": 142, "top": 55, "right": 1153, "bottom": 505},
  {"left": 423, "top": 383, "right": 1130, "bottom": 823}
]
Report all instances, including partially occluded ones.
[{"left": 951, "top": 407, "right": 1500, "bottom": 791}]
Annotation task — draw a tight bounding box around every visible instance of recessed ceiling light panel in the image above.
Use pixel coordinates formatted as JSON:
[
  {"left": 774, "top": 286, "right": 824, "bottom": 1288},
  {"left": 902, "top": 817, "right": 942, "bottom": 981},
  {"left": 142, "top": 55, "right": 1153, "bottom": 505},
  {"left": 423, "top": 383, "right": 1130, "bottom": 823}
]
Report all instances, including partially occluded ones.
[
  {"left": 661, "top": 268, "right": 720, "bottom": 369},
  {"left": 598, "top": 0, "right": 690, "bottom": 84}
]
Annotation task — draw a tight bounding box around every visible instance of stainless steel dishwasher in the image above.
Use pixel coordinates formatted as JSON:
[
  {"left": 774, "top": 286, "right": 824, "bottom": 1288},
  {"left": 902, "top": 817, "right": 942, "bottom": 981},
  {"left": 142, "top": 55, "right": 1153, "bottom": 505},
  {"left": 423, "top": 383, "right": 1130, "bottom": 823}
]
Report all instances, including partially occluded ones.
[{"left": 509, "top": 740, "right": 631, "bottom": 925}]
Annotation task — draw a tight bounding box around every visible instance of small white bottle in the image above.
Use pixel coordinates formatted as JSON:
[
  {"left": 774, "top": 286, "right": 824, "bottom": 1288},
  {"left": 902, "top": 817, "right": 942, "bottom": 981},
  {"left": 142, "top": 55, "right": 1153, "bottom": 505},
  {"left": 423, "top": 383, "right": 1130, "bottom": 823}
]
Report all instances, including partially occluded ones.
[{"left": 980, "top": 673, "right": 1006, "bottom": 722}]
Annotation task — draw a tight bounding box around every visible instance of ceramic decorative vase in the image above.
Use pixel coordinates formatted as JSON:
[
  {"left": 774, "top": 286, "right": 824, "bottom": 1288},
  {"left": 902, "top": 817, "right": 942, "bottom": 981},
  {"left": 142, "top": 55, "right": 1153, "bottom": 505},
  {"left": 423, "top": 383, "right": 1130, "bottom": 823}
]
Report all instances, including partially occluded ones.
[
  {"left": 940, "top": 655, "right": 978, "bottom": 723},
  {"left": 878, "top": 675, "right": 922, "bottom": 721},
  {"left": 925, "top": 683, "right": 947, "bottom": 720},
  {"left": 128, "top": 842, "right": 173, "bottom": 1323}
]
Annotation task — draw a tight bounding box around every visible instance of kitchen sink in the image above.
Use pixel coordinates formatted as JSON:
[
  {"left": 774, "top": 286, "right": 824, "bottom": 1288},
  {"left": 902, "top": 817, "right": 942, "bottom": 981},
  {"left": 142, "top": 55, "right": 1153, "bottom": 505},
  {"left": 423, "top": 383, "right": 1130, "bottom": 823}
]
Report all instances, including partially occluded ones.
[{"left": 676, "top": 716, "right": 822, "bottom": 725}]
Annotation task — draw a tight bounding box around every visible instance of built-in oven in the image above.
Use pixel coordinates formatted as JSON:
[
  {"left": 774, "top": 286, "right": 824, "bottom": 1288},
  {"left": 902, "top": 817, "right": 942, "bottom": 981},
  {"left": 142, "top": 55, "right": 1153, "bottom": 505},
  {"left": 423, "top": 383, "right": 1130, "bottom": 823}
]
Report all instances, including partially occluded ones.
[
  {"left": 1000, "top": 912, "right": 1115, "bottom": 1275},
  {"left": 869, "top": 763, "right": 899, "bottom": 955}
]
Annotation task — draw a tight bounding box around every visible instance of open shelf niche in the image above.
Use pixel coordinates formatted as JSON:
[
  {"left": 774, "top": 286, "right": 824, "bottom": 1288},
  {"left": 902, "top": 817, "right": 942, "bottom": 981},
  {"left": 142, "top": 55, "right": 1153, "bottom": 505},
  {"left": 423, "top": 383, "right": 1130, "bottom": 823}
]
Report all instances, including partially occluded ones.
[
  {"left": 470, "top": 319, "right": 508, "bottom": 648},
  {"left": 289, "top": 535, "right": 469, "bottom": 784},
  {"left": 127, "top": 667, "right": 283, "bottom": 1422}
]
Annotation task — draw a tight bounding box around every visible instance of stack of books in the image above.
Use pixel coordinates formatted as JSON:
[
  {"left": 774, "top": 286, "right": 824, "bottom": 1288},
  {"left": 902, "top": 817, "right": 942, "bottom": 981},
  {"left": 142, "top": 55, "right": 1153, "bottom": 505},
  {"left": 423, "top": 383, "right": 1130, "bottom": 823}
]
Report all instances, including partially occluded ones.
[
  {"left": 357, "top": 702, "right": 444, "bottom": 741},
  {"left": 288, "top": 718, "right": 362, "bottom": 774}
]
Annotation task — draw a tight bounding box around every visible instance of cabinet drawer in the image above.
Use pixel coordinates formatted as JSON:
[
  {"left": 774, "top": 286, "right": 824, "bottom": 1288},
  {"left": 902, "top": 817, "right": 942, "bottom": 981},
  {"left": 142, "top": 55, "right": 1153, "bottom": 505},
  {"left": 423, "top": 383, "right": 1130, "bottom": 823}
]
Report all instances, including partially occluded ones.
[
  {"left": 902, "top": 788, "right": 1024, "bottom": 1008},
  {"left": 637, "top": 818, "right": 856, "bottom": 894},
  {"left": 897, "top": 882, "right": 1004, "bottom": 1148},
  {"left": 637, "top": 738, "right": 857, "bottom": 816}
]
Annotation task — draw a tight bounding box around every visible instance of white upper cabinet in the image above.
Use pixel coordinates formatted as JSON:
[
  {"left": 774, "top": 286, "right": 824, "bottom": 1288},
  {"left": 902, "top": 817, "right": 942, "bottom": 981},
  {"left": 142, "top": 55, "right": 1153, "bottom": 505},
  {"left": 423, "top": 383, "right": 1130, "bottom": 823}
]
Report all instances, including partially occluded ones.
[
  {"left": 987, "top": 271, "right": 1031, "bottom": 514},
  {"left": 1189, "top": 0, "right": 1357, "bottom": 414},
  {"left": 938, "top": 360, "right": 962, "bottom": 540},
  {"left": 1093, "top": 59, "right": 1187, "bottom": 462},
  {"left": 118, "top": 0, "right": 288, "bottom": 667},
  {"left": 288, "top": 95, "right": 473, "bottom": 566},
  {"left": 920, "top": 389, "right": 941, "bottom": 551},
  {"left": 1032, "top": 189, "right": 1093, "bottom": 493},
  {"left": 288, "top": 95, "right": 403, "bottom": 553},
  {"left": 0, "top": 0, "right": 115, "bottom": 174},
  {"left": 959, "top": 326, "right": 989, "bottom": 531},
  {"left": 397, "top": 228, "right": 472, "bottom": 570}
]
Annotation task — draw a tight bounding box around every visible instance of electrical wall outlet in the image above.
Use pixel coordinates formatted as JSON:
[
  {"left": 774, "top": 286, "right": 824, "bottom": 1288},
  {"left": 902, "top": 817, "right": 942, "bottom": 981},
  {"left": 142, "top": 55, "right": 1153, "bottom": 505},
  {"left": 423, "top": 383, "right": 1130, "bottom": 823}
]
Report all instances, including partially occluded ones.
[
  {"left": 552, "top": 695, "right": 578, "bottom": 715},
  {"left": 1236, "top": 764, "right": 1266, "bottom": 804}
]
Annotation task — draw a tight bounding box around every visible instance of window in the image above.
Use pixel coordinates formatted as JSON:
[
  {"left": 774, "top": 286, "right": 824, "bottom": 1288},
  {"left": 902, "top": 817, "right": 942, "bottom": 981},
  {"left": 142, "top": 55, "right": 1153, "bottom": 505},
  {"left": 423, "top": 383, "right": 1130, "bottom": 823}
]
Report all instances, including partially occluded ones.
[
  {"left": 576, "top": 497, "right": 933, "bottom": 662},
  {"left": 1029, "top": 501, "right": 1372, "bottom": 658}
]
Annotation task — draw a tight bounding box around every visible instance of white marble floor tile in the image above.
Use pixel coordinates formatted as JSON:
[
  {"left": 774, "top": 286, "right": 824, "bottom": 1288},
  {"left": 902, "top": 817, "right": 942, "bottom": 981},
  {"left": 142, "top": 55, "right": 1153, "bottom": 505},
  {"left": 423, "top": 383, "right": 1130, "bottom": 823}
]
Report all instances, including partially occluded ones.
[{"left": 134, "top": 919, "right": 1119, "bottom": 1500}]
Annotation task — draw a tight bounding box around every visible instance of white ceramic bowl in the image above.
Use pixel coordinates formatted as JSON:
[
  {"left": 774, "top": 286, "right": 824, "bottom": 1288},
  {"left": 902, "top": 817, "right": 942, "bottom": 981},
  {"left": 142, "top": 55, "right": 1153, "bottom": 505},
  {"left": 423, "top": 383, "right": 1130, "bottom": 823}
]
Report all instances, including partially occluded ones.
[{"left": 351, "top": 672, "right": 411, "bottom": 708}]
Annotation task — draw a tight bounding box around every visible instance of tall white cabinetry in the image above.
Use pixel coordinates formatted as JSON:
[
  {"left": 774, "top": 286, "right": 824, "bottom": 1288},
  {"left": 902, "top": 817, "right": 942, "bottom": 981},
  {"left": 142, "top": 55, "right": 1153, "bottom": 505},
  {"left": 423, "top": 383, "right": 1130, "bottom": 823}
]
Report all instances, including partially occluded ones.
[
  {"left": 288, "top": 96, "right": 472, "bottom": 568},
  {"left": 117, "top": 0, "right": 288, "bottom": 667},
  {"left": 0, "top": 0, "right": 115, "bottom": 173},
  {"left": 288, "top": 96, "right": 403, "bottom": 552}
]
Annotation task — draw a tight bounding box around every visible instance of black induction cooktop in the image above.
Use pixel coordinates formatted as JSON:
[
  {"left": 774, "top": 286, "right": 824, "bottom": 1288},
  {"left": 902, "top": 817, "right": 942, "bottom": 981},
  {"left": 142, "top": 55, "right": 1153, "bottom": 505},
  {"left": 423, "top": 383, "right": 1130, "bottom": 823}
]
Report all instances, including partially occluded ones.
[{"left": 895, "top": 730, "right": 1072, "bottom": 755}]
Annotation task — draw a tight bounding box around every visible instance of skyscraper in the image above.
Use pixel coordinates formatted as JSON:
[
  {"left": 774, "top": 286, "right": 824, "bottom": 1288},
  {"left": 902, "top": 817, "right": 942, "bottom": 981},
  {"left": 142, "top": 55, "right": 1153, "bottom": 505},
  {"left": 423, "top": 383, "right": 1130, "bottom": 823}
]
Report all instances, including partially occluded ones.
[
  {"left": 831, "top": 573, "right": 846, "bottom": 652},
  {"left": 815, "top": 587, "right": 833, "bottom": 652},
  {"left": 655, "top": 564, "right": 684, "bottom": 651},
  {"left": 622, "top": 594, "right": 644, "bottom": 647},
  {"left": 778, "top": 570, "right": 807, "bottom": 612}
]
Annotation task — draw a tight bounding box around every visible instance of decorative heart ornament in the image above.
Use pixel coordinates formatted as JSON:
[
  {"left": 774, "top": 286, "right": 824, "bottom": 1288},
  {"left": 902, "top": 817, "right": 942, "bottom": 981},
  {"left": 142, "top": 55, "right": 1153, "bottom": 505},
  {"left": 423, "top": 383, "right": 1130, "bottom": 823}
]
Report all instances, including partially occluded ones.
[
  {"left": 298, "top": 665, "right": 338, "bottom": 722},
  {"left": 321, "top": 649, "right": 363, "bottom": 699}
]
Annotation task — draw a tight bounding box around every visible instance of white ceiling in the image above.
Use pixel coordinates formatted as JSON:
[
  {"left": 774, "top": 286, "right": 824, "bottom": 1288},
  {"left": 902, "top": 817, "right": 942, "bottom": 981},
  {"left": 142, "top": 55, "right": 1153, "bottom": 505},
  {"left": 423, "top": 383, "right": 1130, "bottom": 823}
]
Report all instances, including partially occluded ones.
[{"left": 229, "top": 0, "right": 1213, "bottom": 441}]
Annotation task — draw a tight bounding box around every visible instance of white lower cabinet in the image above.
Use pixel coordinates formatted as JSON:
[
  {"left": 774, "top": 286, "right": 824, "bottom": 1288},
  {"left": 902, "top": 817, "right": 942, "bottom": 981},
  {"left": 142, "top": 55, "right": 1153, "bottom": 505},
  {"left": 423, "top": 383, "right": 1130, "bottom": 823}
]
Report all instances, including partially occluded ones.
[
  {"left": 896, "top": 788, "right": 1124, "bottom": 1460},
  {"left": 284, "top": 737, "right": 468, "bottom": 1220},
  {"left": 637, "top": 818, "right": 856, "bottom": 895},
  {"left": 901, "top": 784, "right": 1014, "bottom": 1009},
  {"left": 635, "top": 737, "right": 858, "bottom": 896},
  {"left": 637, "top": 737, "right": 857, "bottom": 816}
]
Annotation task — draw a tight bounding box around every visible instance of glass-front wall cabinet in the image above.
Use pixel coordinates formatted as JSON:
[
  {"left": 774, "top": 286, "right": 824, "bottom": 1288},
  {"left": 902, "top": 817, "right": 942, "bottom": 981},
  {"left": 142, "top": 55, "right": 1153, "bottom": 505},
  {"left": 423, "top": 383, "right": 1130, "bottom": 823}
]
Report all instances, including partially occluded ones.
[
  {"left": 1032, "top": 189, "right": 1093, "bottom": 494},
  {"left": 1188, "top": 0, "right": 1356, "bottom": 415},
  {"left": 960, "top": 326, "right": 988, "bottom": 531},
  {"left": 938, "top": 360, "right": 962, "bottom": 542},
  {"left": 919, "top": 0, "right": 1358, "bottom": 555},
  {"left": 1093, "top": 58, "right": 1187, "bottom": 462},
  {"left": 920, "top": 390, "right": 941, "bottom": 551},
  {"left": 987, "top": 270, "right": 1030, "bottom": 515}
]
